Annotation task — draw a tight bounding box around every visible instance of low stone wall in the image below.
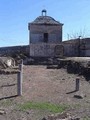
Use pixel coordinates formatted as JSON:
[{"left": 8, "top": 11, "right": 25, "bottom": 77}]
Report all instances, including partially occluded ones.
[
  {"left": 63, "top": 38, "right": 90, "bottom": 57},
  {"left": 0, "top": 45, "right": 29, "bottom": 57}
]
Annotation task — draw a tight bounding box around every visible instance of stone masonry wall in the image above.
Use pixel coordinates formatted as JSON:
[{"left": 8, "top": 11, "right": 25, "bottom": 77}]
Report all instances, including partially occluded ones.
[
  {"left": 29, "top": 38, "right": 90, "bottom": 57},
  {"left": 29, "top": 24, "right": 62, "bottom": 43},
  {"left": 0, "top": 45, "right": 29, "bottom": 57},
  {"left": 30, "top": 42, "right": 78, "bottom": 57},
  {"left": 63, "top": 38, "right": 90, "bottom": 57},
  {"left": 30, "top": 43, "right": 56, "bottom": 57},
  {"left": 0, "top": 38, "right": 90, "bottom": 58},
  {"left": 81, "top": 38, "right": 90, "bottom": 57}
]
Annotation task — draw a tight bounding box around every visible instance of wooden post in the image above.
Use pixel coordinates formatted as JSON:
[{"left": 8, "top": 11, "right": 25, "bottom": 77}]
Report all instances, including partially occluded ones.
[
  {"left": 75, "top": 77, "right": 80, "bottom": 91},
  {"left": 17, "top": 62, "right": 23, "bottom": 96}
]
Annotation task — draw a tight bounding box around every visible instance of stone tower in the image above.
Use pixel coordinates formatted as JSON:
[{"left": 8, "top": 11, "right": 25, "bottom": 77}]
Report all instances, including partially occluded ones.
[{"left": 28, "top": 10, "right": 63, "bottom": 57}]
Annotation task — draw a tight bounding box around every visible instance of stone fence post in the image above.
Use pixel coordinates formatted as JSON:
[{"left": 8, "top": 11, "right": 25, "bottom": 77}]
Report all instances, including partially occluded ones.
[
  {"left": 17, "top": 60, "right": 23, "bottom": 96},
  {"left": 75, "top": 77, "right": 80, "bottom": 91}
]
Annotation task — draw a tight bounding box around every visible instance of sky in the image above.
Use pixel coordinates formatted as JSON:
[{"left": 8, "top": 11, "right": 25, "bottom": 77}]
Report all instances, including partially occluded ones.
[{"left": 0, "top": 0, "right": 90, "bottom": 47}]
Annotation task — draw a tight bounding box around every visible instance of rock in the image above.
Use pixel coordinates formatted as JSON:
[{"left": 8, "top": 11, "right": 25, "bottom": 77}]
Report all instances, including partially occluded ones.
[
  {"left": 72, "top": 118, "right": 80, "bottom": 120},
  {"left": 0, "top": 109, "right": 6, "bottom": 115},
  {"left": 74, "top": 92, "right": 86, "bottom": 99},
  {"left": 42, "top": 117, "right": 47, "bottom": 120}
]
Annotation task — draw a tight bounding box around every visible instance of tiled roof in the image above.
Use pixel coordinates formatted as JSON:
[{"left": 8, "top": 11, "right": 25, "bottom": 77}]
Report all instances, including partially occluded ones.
[{"left": 31, "top": 16, "right": 63, "bottom": 25}]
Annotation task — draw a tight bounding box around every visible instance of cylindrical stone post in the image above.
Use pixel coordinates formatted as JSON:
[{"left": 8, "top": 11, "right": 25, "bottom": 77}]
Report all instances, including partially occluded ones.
[
  {"left": 17, "top": 63, "right": 23, "bottom": 96},
  {"left": 75, "top": 77, "right": 80, "bottom": 91}
]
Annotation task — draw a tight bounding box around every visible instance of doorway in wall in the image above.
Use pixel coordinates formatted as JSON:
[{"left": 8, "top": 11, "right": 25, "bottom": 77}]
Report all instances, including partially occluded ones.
[
  {"left": 44, "top": 33, "right": 48, "bottom": 43},
  {"left": 55, "top": 45, "right": 64, "bottom": 57}
]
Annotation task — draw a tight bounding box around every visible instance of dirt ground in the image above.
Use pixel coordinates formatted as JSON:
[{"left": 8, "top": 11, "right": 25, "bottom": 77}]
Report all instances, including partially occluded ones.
[{"left": 0, "top": 65, "right": 90, "bottom": 120}]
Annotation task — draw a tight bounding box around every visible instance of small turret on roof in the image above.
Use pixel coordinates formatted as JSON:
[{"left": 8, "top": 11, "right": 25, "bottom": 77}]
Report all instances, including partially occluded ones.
[
  {"left": 42, "top": 9, "right": 47, "bottom": 16},
  {"left": 30, "top": 10, "right": 63, "bottom": 25}
]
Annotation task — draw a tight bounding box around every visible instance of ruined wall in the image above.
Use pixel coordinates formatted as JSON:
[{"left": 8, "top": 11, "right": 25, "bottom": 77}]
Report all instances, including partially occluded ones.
[{"left": 0, "top": 45, "right": 29, "bottom": 57}]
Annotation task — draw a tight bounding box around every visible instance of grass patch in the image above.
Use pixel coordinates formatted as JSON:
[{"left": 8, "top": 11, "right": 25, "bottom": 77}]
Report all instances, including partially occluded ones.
[{"left": 18, "top": 101, "right": 68, "bottom": 113}]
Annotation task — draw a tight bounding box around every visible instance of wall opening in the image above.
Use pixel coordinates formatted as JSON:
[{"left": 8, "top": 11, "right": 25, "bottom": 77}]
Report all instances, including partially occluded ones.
[
  {"left": 44, "top": 33, "right": 48, "bottom": 43},
  {"left": 54, "top": 45, "right": 64, "bottom": 57}
]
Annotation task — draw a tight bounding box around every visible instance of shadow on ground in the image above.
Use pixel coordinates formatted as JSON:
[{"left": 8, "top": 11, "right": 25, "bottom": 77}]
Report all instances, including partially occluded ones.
[{"left": 0, "top": 95, "right": 18, "bottom": 100}]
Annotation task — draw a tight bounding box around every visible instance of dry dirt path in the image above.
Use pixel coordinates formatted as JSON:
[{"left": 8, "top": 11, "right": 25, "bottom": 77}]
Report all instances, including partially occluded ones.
[{"left": 0, "top": 65, "right": 90, "bottom": 119}]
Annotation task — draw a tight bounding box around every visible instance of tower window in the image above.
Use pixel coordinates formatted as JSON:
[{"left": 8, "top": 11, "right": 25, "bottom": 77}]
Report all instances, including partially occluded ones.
[{"left": 44, "top": 33, "right": 48, "bottom": 43}]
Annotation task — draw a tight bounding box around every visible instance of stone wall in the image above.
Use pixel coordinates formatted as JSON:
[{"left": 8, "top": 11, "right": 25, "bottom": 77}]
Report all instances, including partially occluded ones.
[
  {"left": 0, "top": 45, "right": 29, "bottom": 57},
  {"left": 63, "top": 38, "right": 90, "bottom": 57},
  {"left": 30, "top": 42, "right": 78, "bottom": 57},
  {"left": 29, "top": 24, "right": 62, "bottom": 44},
  {"left": 29, "top": 38, "right": 90, "bottom": 57},
  {"left": 80, "top": 38, "right": 90, "bottom": 57},
  {"left": 30, "top": 43, "right": 57, "bottom": 57},
  {"left": 62, "top": 41, "right": 78, "bottom": 57},
  {"left": 0, "top": 38, "right": 90, "bottom": 58}
]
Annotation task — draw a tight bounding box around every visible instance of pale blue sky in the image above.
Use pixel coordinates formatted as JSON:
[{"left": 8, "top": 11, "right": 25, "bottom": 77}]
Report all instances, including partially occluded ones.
[{"left": 0, "top": 0, "right": 90, "bottom": 47}]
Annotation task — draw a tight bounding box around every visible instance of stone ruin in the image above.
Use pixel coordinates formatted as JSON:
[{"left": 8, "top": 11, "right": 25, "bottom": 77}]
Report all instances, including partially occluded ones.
[{"left": 0, "top": 57, "right": 15, "bottom": 69}]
